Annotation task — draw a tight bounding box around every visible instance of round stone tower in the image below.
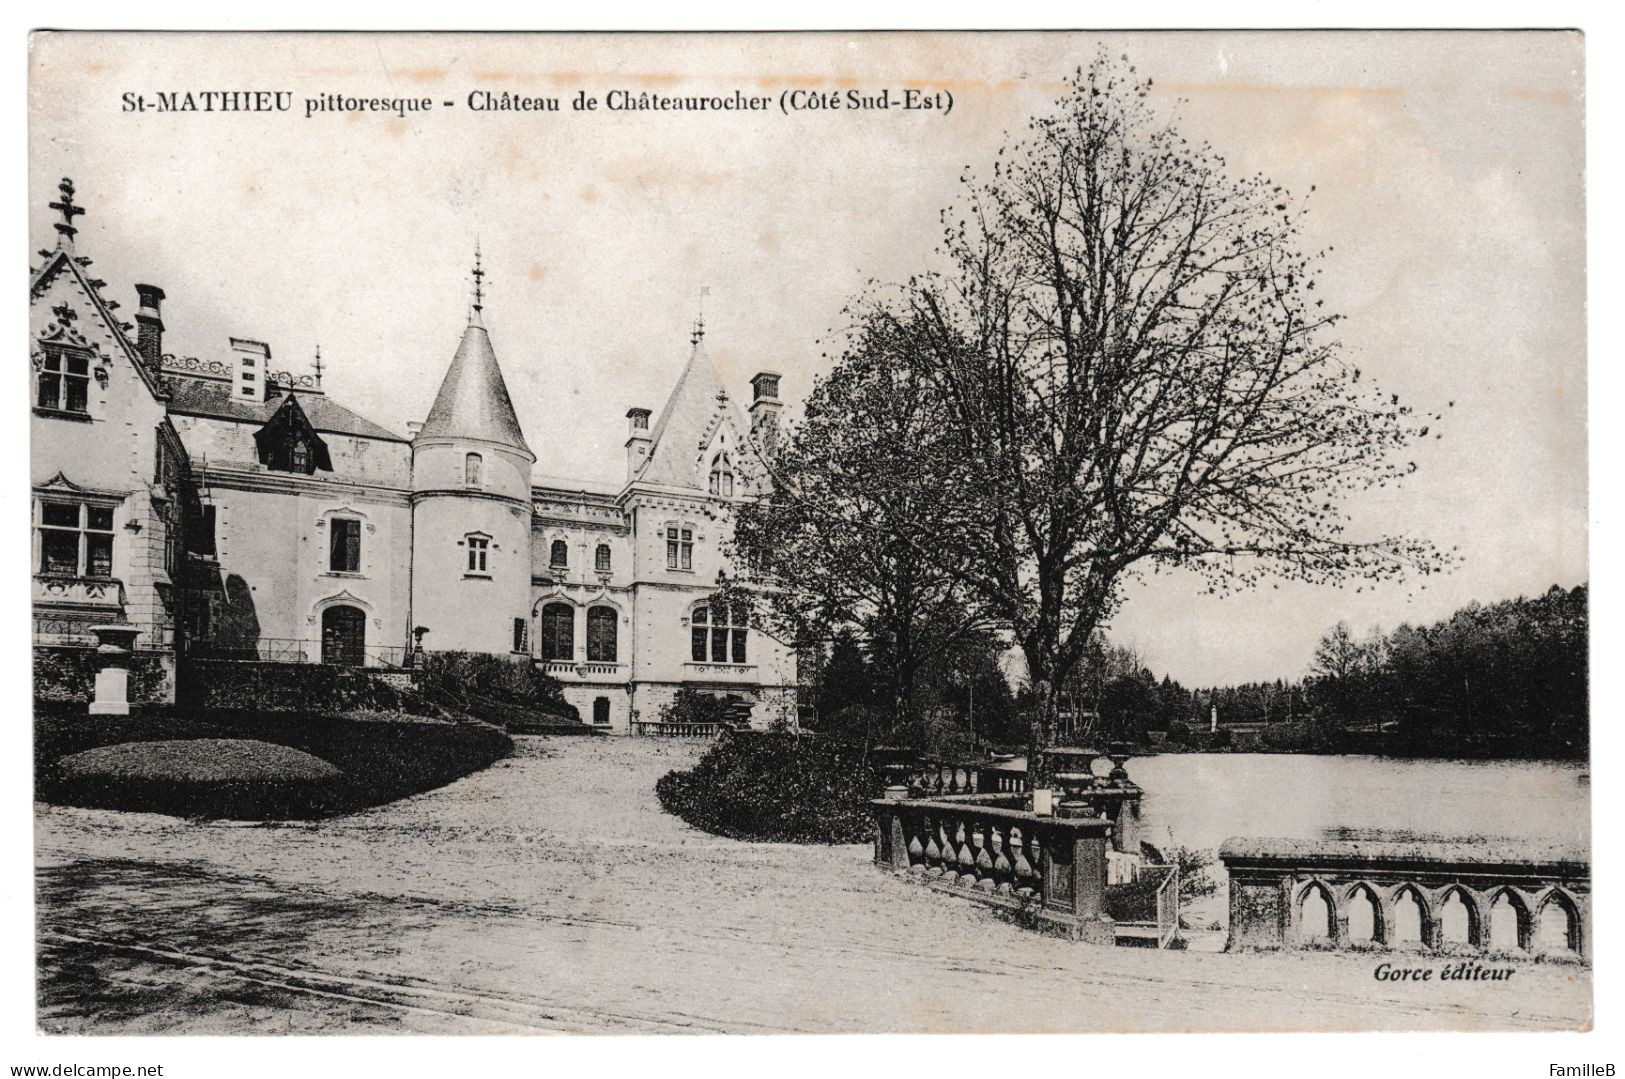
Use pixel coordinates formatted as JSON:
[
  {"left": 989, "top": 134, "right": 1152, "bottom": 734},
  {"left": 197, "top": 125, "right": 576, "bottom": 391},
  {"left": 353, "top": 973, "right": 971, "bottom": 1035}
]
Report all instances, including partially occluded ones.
[{"left": 410, "top": 283, "right": 535, "bottom": 659}]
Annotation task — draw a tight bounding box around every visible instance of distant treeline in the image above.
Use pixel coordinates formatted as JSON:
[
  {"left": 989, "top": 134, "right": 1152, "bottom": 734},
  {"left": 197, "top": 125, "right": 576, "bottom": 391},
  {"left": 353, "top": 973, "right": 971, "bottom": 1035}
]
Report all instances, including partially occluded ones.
[
  {"left": 1095, "top": 584, "right": 1587, "bottom": 760},
  {"left": 802, "top": 585, "right": 1587, "bottom": 762}
]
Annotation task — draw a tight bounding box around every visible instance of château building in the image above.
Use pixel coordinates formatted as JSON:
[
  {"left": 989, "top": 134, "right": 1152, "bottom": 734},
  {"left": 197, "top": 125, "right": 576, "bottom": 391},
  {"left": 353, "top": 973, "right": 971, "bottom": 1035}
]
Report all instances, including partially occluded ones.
[{"left": 29, "top": 180, "right": 796, "bottom": 732}]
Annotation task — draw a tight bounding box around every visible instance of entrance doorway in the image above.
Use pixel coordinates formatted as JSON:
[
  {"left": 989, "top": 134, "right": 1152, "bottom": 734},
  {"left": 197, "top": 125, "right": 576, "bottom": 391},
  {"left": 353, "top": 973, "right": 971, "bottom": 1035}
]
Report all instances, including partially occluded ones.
[{"left": 321, "top": 604, "right": 366, "bottom": 666}]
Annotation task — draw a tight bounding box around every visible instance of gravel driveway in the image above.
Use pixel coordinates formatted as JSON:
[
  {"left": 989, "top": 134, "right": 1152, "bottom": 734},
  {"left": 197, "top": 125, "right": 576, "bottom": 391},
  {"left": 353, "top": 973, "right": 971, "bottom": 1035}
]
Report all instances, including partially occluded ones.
[{"left": 35, "top": 736, "right": 1590, "bottom": 1034}]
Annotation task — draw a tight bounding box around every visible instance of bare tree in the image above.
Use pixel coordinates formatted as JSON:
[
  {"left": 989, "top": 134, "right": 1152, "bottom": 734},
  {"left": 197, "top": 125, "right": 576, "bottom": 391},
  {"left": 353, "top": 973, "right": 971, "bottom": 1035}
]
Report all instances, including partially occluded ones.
[{"left": 864, "top": 55, "right": 1448, "bottom": 782}]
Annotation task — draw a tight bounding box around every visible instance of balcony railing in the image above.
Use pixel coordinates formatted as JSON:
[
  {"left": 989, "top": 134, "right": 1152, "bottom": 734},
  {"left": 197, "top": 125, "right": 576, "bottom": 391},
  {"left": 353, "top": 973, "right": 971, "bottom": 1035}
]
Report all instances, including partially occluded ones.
[
  {"left": 632, "top": 719, "right": 731, "bottom": 739},
  {"left": 539, "top": 659, "right": 627, "bottom": 679},
  {"left": 33, "top": 574, "right": 124, "bottom": 608}
]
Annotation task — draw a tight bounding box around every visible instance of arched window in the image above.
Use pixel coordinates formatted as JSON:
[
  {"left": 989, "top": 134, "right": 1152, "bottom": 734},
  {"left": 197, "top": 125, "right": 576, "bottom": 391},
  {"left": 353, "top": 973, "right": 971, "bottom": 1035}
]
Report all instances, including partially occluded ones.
[
  {"left": 709, "top": 452, "right": 735, "bottom": 497},
  {"left": 465, "top": 452, "right": 483, "bottom": 485},
  {"left": 690, "top": 602, "right": 747, "bottom": 664},
  {"left": 550, "top": 539, "right": 569, "bottom": 569},
  {"left": 465, "top": 533, "right": 489, "bottom": 574},
  {"left": 541, "top": 602, "right": 574, "bottom": 661},
  {"left": 587, "top": 606, "right": 618, "bottom": 662},
  {"left": 595, "top": 543, "right": 612, "bottom": 572}
]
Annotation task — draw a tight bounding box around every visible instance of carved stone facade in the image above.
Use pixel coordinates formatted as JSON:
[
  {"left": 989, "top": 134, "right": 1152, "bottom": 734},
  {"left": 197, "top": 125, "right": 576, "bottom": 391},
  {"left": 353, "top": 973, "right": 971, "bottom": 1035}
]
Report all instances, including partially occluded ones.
[{"left": 30, "top": 181, "right": 796, "bottom": 727}]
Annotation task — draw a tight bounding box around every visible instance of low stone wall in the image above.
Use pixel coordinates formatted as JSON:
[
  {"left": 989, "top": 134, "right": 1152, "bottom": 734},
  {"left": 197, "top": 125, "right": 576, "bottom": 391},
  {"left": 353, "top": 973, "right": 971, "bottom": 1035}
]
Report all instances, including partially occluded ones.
[{"left": 1219, "top": 837, "right": 1590, "bottom": 960}]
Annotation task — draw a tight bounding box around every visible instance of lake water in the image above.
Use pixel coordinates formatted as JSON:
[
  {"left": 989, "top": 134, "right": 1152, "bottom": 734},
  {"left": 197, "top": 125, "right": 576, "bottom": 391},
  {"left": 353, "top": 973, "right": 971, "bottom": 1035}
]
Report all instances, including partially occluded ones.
[{"left": 1123, "top": 753, "right": 1590, "bottom": 856}]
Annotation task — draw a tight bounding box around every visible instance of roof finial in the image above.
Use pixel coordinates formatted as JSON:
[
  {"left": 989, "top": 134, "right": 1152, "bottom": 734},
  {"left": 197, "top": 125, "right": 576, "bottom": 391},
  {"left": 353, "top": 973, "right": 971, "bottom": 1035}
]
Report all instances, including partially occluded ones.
[
  {"left": 471, "top": 241, "right": 485, "bottom": 316},
  {"left": 312, "top": 344, "right": 324, "bottom": 386},
  {"left": 691, "top": 285, "right": 710, "bottom": 347},
  {"left": 49, "top": 177, "right": 84, "bottom": 250}
]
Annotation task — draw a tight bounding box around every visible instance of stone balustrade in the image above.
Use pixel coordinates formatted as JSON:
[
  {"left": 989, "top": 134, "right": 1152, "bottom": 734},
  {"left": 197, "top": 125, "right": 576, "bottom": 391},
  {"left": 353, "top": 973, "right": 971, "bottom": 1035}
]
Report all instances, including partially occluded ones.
[
  {"left": 1219, "top": 837, "right": 1590, "bottom": 960},
  {"left": 872, "top": 796, "right": 1116, "bottom": 942},
  {"left": 633, "top": 719, "right": 727, "bottom": 739}
]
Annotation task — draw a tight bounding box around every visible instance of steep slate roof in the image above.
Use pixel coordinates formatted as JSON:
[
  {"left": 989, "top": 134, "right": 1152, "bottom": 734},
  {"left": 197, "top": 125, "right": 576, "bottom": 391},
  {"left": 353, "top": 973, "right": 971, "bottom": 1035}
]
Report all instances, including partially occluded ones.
[
  {"left": 418, "top": 308, "right": 531, "bottom": 456},
  {"left": 167, "top": 378, "right": 405, "bottom": 442},
  {"left": 635, "top": 336, "right": 753, "bottom": 490}
]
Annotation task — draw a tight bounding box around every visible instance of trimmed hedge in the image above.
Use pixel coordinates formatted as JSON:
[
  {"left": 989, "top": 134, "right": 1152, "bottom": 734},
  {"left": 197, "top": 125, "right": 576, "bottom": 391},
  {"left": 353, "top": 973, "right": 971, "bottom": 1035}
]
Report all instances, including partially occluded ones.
[
  {"left": 656, "top": 732, "right": 882, "bottom": 844},
  {"left": 55, "top": 739, "right": 344, "bottom": 819},
  {"left": 186, "top": 660, "right": 455, "bottom": 717},
  {"left": 37, "top": 708, "right": 513, "bottom": 820},
  {"left": 35, "top": 647, "right": 169, "bottom": 705}
]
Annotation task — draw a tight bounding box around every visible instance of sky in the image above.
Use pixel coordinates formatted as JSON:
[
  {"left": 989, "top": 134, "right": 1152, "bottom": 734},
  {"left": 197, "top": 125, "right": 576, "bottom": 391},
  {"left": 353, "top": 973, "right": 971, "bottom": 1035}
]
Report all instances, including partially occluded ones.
[{"left": 28, "top": 30, "right": 1587, "bottom": 686}]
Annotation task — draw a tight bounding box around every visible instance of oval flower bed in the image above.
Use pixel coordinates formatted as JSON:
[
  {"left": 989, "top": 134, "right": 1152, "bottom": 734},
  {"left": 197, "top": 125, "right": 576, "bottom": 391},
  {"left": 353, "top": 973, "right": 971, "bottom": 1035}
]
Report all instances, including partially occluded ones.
[{"left": 52, "top": 738, "right": 343, "bottom": 820}]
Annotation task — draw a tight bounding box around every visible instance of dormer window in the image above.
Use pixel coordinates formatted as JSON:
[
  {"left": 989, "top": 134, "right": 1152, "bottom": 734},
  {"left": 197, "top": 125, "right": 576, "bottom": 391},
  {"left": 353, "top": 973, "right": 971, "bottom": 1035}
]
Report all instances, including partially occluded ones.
[
  {"left": 709, "top": 452, "right": 735, "bottom": 497},
  {"left": 255, "top": 395, "right": 332, "bottom": 475},
  {"left": 465, "top": 452, "right": 483, "bottom": 485},
  {"left": 37, "top": 345, "right": 91, "bottom": 414}
]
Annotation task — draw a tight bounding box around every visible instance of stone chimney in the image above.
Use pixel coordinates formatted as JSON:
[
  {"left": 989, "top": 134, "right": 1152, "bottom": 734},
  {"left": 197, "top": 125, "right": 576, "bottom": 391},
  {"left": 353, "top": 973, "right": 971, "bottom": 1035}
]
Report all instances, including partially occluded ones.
[
  {"left": 625, "top": 407, "right": 652, "bottom": 480},
  {"left": 133, "top": 284, "right": 165, "bottom": 370},
  {"left": 750, "top": 372, "right": 782, "bottom": 443},
  {"left": 231, "top": 338, "right": 271, "bottom": 403}
]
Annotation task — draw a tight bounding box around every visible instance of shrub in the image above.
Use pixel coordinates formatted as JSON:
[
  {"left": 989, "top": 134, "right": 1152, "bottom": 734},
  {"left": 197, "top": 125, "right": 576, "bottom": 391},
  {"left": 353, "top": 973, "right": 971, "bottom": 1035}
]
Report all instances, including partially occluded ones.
[
  {"left": 189, "top": 660, "right": 451, "bottom": 717},
  {"left": 656, "top": 731, "right": 882, "bottom": 843},
  {"left": 36, "top": 709, "right": 513, "bottom": 820},
  {"left": 1165, "top": 719, "right": 1191, "bottom": 745},
  {"left": 1261, "top": 720, "right": 1329, "bottom": 752},
  {"left": 35, "top": 648, "right": 169, "bottom": 705},
  {"left": 659, "top": 687, "right": 740, "bottom": 729},
  {"left": 54, "top": 739, "right": 343, "bottom": 819},
  {"left": 418, "top": 651, "right": 577, "bottom": 719},
  {"left": 1207, "top": 727, "right": 1233, "bottom": 749}
]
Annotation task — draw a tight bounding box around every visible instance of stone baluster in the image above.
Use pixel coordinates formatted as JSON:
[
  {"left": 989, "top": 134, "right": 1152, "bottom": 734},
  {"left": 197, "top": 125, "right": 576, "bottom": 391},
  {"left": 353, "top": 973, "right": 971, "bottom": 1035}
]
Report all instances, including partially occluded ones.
[
  {"left": 922, "top": 813, "right": 941, "bottom": 873},
  {"left": 973, "top": 821, "right": 995, "bottom": 892},
  {"left": 935, "top": 817, "right": 956, "bottom": 879},
  {"left": 1011, "top": 827, "right": 1037, "bottom": 898},
  {"left": 956, "top": 818, "right": 977, "bottom": 886},
  {"left": 989, "top": 824, "right": 1014, "bottom": 895}
]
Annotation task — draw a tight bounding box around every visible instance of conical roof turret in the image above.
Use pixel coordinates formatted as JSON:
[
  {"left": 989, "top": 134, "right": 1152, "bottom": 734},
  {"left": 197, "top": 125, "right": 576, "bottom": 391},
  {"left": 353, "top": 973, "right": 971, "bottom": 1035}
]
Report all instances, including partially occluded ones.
[{"left": 418, "top": 280, "right": 531, "bottom": 457}]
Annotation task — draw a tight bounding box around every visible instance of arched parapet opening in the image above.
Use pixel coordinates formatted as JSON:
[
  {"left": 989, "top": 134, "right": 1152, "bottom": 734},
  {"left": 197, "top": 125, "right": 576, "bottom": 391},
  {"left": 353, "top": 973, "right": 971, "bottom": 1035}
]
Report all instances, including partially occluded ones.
[
  {"left": 1294, "top": 879, "right": 1338, "bottom": 948},
  {"left": 1342, "top": 881, "right": 1387, "bottom": 947},
  {"left": 1485, "top": 887, "right": 1533, "bottom": 954},
  {"left": 1389, "top": 884, "right": 1433, "bottom": 950},
  {"left": 1431, "top": 885, "right": 1484, "bottom": 951},
  {"left": 1533, "top": 887, "right": 1585, "bottom": 958}
]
